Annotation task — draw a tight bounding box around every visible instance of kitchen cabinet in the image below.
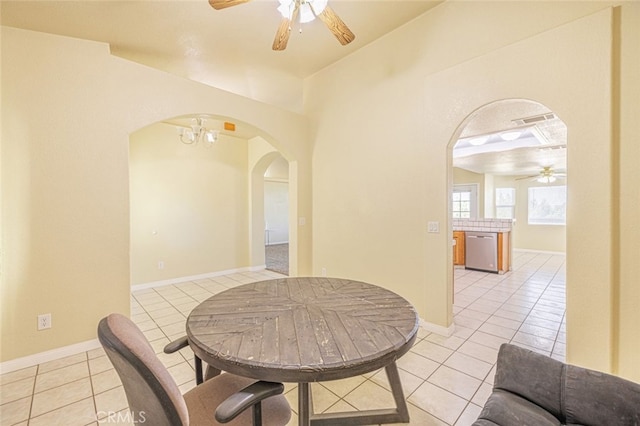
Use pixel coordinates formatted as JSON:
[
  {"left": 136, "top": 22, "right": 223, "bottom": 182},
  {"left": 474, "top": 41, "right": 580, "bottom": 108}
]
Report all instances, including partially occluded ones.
[
  {"left": 453, "top": 231, "right": 465, "bottom": 266},
  {"left": 453, "top": 230, "right": 511, "bottom": 273},
  {"left": 498, "top": 232, "right": 511, "bottom": 273}
]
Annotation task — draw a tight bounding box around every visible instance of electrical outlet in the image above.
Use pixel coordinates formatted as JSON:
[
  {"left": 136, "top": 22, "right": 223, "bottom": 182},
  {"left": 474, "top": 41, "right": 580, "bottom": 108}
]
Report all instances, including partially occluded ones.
[
  {"left": 321, "top": 267, "right": 327, "bottom": 277},
  {"left": 38, "top": 313, "right": 52, "bottom": 330},
  {"left": 158, "top": 261, "right": 165, "bottom": 270}
]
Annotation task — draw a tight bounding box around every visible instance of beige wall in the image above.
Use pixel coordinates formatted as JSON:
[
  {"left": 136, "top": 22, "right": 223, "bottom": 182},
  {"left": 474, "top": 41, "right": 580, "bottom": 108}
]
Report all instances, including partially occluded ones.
[
  {"left": 1, "top": 27, "right": 311, "bottom": 363},
  {"left": 130, "top": 123, "right": 250, "bottom": 285},
  {"left": 307, "top": 2, "right": 639, "bottom": 381}
]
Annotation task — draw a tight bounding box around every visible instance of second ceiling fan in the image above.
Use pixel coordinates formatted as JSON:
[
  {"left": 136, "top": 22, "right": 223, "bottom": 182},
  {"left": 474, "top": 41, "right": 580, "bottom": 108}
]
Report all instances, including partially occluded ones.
[{"left": 208, "top": 0, "right": 355, "bottom": 50}]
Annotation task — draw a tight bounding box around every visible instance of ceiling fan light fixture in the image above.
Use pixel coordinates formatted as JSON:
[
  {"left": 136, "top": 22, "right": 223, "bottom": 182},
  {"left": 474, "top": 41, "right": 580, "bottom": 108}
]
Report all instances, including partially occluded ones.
[
  {"left": 537, "top": 175, "right": 556, "bottom": 183},
  {"left": 278, "top": 0, "right": 327, "bottom": 23}
]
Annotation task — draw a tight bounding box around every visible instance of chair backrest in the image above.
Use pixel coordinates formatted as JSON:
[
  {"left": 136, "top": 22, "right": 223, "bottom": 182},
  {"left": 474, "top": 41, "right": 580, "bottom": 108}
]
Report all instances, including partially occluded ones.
[{"left": 98, "top": 313, "right": 190, "bottom": 426}]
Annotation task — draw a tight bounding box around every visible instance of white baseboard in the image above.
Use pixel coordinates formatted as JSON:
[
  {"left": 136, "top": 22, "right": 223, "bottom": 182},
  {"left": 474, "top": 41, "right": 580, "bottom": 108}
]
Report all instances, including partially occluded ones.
[
  {"left": 419, "top": 319, "right": 455, "bottom": 336},
  {"left": 0, "top": 339, "right": 102, "bottom": 375},
  {"left": 131, "top": 266, "right": 260, "bottom": 292},
  {"left": 513, "top": 248, "right": 566, "bottom": 255}
]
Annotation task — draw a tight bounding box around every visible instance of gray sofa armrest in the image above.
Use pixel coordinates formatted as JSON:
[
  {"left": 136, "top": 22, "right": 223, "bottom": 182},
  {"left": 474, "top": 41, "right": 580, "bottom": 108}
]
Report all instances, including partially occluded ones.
[{"left": 494, "top": 343, "right": 565, "bottom": 421}]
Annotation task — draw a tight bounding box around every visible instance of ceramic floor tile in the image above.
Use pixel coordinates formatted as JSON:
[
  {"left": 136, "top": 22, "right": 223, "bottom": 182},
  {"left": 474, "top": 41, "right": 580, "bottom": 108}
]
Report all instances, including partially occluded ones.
[
  {"left": 91, "top": 368, "right": 122, "bottom": 395},
  {"left": 476, "top": 323, "right": 517, "bottom": 340},
  {"left": 318, "top": 375, "right": 366, "bottom": 398},
  {"left": 409, "top": 381, "right": 468, "bottom": 425},
  {"left": 88, "top": 356, "right": 114, "bottom": 376},
  {"left": 468, "top": 331, "right": 509, "bottom": 350},
  {"left": 397, "top": 352, "right": 440, "bottom": 380},
  {"left": 34, "top": 361, "right": 89, "bottom": 393},
  {"left": 31, "top": 377, "right": 93, "bottom": 418},
  {"left": 425, "top": 333, "right": 466, "bottom": 350},
  {"left": 443, "top": 352, "right": 493, "bottom": 381},
  {"left": 0, "top": 376, "right": 35, "bottom": 405},
  {"left": 457, "top": 341, "right": 499, "bottom": 365},
  {"left": 455, "top": 403, "right": 483, "bottom": 426},
  {"left": 94, "top": 386, "right": 128, "bottom": 420},
  {"left": 37, "top": 353, "right": 87, "bottom": 374},
  {"left": 427, "top": 365, "right": 481, "bottom": 400},
  {"left": 309, "top": 382, "right": 340, "bottom": 413},
  {"left": 167, "top": 361, "right": 196, "bottom": 386},
  {"left": 0, "top": 366, "right": 37, "bottom": 386},
  {"left": 370, "top": 367, "right": 424, "bottom": 396},
  {"left": 28, "top": 397, "right": 96, "bottom": 426},
  {"left": 512, "top": 331, "right": 555, "bottom": 352},
  {"left": 0, "top": 395, "right": 32, "bottom": 425},
  {"left": 343, "top": 380, "right": 395, "bottom": 411},
  {"left": 471, "top": 382, "right": 493, "bottom": 407},
  {"left": 411, "top": 341, "right": 454, "bottom": 364}
]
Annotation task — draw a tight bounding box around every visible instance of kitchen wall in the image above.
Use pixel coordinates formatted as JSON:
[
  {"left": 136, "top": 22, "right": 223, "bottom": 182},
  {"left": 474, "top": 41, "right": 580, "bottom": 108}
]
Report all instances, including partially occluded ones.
[
  {"left": 453, "top": 173, "right": 567, "bottom": 253},
  {"left": 307, "top": 2, "right": 639, "bottom": 381}
]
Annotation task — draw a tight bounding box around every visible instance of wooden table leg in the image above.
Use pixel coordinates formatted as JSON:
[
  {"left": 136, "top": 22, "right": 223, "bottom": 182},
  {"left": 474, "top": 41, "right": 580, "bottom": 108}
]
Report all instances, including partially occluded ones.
[
  {"left": 385, "top": 361, "right": 410, "bottom": 422},
  {"left": 308, "top": 362, "right": 410, "bottom": 425}
]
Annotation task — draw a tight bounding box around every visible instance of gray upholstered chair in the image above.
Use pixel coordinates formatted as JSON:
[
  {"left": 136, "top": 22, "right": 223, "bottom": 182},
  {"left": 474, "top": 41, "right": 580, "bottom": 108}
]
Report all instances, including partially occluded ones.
[
  {"left": 98, "top": 313, "right": 291, "bottom": 426},
  {"left": 473, "top": 343, "right": 640, "bottom": 426}
]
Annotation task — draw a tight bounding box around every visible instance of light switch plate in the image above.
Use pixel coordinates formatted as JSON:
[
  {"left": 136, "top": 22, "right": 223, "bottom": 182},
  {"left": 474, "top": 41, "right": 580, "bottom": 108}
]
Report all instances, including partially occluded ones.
[{"left": 427, "top": 221, "right": 440, "bottom": 233}]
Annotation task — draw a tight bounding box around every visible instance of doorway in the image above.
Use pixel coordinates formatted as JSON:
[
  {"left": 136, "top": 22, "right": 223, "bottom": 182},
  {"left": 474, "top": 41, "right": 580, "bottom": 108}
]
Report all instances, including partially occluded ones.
[{"left": 264, "top": 155, "right": 289, "bottom": 275}]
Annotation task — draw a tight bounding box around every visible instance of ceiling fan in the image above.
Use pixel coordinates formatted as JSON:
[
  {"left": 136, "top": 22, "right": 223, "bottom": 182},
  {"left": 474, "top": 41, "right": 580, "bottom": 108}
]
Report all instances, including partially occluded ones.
[
  {"left": 208, "top": 0, "right": 355, "bottom": 51},
  {"left": 516, "top": 166, "right": 567, "bottom": 183}
]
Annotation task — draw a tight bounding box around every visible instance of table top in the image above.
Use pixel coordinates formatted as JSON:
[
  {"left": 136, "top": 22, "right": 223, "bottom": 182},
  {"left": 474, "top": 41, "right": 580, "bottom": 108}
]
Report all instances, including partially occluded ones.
[{"left": 186, "top": 277, "right": 419, "bottom": 383}]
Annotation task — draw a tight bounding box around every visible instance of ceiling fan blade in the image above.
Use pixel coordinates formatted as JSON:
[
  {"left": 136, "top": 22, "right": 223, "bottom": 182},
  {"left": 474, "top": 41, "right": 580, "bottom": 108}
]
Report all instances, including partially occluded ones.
[
  {"left": 208, "top": 0, "right": 251, "bottom": 10},
  {"left": 272, "top": 18, "right": 292, "bottom": 51},
  {"left": 317, "top": 5, "right": 355, "bottom": 46},
  {"left": 272, "top": 5, "right": 298, "bottom": 51},
  {"left": 515, "top": 175, "right": 538, "bottom": 181}
]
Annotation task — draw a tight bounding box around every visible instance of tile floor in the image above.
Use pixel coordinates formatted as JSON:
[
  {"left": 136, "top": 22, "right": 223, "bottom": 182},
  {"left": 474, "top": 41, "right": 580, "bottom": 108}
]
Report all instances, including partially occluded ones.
[{"left": 1, "top": 251, "right": 566, "bottom": 426}]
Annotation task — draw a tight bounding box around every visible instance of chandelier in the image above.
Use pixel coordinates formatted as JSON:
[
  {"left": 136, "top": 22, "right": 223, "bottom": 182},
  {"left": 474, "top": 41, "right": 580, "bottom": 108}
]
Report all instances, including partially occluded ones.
[{"left": 177, "top": 117, "right": 218, "bottom": 147}]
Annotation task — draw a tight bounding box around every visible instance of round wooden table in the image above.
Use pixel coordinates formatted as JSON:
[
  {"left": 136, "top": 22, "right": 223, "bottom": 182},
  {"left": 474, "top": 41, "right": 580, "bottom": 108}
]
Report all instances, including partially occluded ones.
[{"left": 187, "top": 277, "right": 419, "bottom": 426}]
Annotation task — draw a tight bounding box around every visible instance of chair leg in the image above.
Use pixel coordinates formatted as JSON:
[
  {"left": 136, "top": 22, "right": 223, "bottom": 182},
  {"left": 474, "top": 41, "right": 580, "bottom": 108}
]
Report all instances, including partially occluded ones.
[{"left": 252, "top": 401, "right": 262, "bottom": 426}]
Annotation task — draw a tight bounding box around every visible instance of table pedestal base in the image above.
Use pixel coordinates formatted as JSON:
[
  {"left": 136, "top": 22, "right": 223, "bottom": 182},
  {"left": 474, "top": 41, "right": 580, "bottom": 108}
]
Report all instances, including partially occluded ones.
[{"left": 297, "top": 362, "right": 410, "bottom": 426}]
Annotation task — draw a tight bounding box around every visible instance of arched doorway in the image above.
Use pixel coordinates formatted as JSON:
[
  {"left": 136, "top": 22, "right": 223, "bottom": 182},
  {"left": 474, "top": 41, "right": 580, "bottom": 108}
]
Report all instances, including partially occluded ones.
[{"left": 448, "top": 99, "right": 568, "bottom": 360}]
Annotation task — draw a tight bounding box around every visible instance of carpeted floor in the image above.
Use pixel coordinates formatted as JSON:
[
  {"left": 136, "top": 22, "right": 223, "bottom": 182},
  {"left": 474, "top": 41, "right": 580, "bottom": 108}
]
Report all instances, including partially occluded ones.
[{"left": 265, "top": 243, "right": 289, "bottom": 276}]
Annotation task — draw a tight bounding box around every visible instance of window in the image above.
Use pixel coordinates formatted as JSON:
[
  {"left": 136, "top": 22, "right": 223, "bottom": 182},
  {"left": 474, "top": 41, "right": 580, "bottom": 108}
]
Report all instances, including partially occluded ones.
[
  {"left": 495, "top": 188, "right": 515, "bottom": 219},
  {"left": 452, "top": 184, "right": 478, "bottom": 218},
  {"left": 528, "top": 186, "right": 567, "bottom": 225}
]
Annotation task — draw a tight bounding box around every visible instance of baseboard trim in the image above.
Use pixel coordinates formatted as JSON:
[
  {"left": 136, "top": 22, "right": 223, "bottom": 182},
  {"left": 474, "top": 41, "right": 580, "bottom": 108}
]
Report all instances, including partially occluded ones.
[
  {"left": 0, "top": 339, "right": 102, "bottom": 375},
  {"left": 131, "top": 266, "right": 261, "bottom": 291},
  {"left": 513, "top": 248, "right": 566, "bottom": 255},
  {"left": 420, "top": 319, "right": 455, "bottom": 337}
]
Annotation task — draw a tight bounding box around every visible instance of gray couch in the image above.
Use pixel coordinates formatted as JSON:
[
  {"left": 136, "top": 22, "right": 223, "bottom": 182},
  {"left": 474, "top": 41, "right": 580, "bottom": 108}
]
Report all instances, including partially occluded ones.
[{"left": 473, "top": 343, "right": 640, "bottom": 426}]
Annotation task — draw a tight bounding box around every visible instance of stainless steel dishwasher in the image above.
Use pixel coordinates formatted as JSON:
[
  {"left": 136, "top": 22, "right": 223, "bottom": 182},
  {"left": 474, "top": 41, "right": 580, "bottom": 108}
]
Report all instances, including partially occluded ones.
[{"left": 465, "top": 231, "right": 498, "bottom": 272}]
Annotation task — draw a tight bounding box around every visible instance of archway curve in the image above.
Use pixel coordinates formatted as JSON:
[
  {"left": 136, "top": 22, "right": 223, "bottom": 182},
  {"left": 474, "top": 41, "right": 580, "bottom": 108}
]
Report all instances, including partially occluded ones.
[{"left": 129, "top": 112, "right": 301, "bottom": 284}]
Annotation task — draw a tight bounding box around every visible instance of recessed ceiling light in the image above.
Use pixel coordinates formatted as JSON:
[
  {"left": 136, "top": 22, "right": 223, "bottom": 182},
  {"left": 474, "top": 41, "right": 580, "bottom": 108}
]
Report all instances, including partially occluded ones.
[
  {"left": 468, "top": 136, "right": 489, "bottom": 146},
  {"left": 500, "top": 131, "right": 522, "bottom": 141}
]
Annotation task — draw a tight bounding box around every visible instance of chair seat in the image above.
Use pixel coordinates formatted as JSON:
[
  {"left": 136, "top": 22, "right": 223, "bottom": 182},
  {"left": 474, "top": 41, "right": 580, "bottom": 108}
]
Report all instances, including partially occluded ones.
[{"left": 185, "top": 372, "right": 291, "bottom": 426}]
